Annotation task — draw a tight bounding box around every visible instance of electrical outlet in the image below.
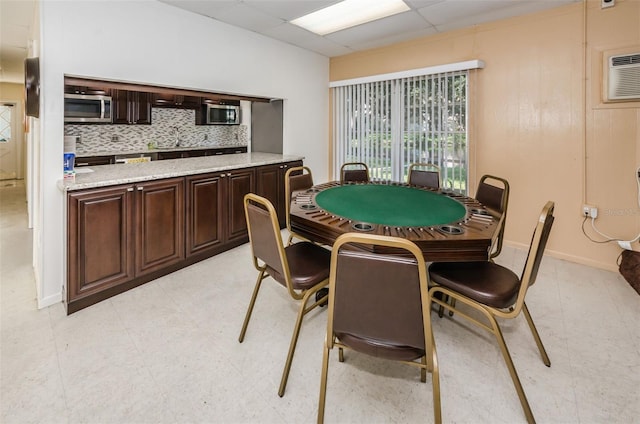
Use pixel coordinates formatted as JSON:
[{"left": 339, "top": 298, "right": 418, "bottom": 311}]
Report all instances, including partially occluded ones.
[{"left": 582, "top": 204, "right": 598, "bottom": 218}]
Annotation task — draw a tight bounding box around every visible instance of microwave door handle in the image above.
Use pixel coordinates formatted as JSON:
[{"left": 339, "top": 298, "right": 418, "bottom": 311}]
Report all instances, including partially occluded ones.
[{"left": 100, "top": 100, "right": 105, "bottom": 120}]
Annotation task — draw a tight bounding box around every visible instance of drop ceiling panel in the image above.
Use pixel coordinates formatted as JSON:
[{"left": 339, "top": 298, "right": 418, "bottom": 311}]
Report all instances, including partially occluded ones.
[
  {"left": 262, "top": 23, "right": 354, "bottom": 57},
  {"left": 350, "top": 26, "right": 439, "bottom": 51},
  {"left": 417, "top": 0, "right": 513, "bottom": 26},
  {"left": 243, "top": 1, "right": 342, "bottom": 21},
  {"left": 211, "top": 3, "right": 284, "bottom": 32},
  {"left": 326, "top": 11, "right": 432, "bottom": 47},
  {"left": 159, "top": 0, "right": 238, "bottom": 19}
]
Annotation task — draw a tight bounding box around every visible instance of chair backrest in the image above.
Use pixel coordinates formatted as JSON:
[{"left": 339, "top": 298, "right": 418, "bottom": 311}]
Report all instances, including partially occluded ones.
[
  {"left": 244, "top": 193, "right": 288, "bottom": 280},
  {"left": 284, "top": 166, "right": 314, "bottom": 232},
  {"left": 514, "top": 201, "right": 555, "bottom": 308},
  {"left": 475, "top": 175, "right": 510, "bottom": 259},
  {"left": 475, "top": 175, "right": 509, "bottom": 214},
  {"left": 408, "top": 163, "right": 440, "bottom": 189},
  {"left": 327, "top": 233, "right": 431, "bottom": 359},
  {"left": 286, "top": 166, "right": 314, "bottom": 196},
  {"left": 340, "top": 162, "right": 370, "bottom": 184}
]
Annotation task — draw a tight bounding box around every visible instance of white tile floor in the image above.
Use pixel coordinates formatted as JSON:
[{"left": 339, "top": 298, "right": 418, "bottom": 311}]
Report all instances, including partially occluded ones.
[{"left": 1, "top": 180, "right": 639, "bottom": 423}]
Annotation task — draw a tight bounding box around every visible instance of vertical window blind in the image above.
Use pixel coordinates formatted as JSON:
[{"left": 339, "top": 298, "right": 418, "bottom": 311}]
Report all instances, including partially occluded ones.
[{"left": 332, "top": 70, "right": 469, "bottom": 193}]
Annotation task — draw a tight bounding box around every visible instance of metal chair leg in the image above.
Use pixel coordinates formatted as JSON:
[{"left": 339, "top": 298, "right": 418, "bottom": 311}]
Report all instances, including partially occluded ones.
[
  {"left": 278, "top": 288, "right": 316, "bottom": 397},
  {"left": 238, "top": 269, "right": 266, "bottom": 343},
  {"left": 522, "top": 302, "right": 551, "bottom": 367},
  {"left": 317, "top": 342, "right": 331, "bottom": 424},
  {"left": 489, "top": 316, "right": 536, "bottom": 424}
]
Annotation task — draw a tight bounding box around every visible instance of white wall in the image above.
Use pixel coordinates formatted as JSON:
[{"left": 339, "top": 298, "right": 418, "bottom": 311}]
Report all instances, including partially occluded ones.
[{"left": 37, "top": 0, "right": 330, "bottom": 308}]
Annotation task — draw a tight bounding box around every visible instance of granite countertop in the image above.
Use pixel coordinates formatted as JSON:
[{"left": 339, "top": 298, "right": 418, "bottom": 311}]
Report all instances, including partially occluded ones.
[
  {"left": 75, "top": 144, "right": 247, "bottom": 157},
  {"left": 59, "top": 152, "right": 303, "bottom": 192}
]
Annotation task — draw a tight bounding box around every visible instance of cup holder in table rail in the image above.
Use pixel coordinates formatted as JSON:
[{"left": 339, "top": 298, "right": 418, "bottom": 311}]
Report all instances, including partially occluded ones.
[
  {"left": 437, "top": 225, "right": 464, "bottom": 235},
  {"left": 300, "top": 204, "right": 317, "bottom": 210},
  {"left": 352, "top": 222, "right": 375, "bottom": 232},
  {"left": 469, "top": 208, "right": 490, "bottom": 215},
  {"left": 306, "top": 188, "right": 321, "bottom": 193}
]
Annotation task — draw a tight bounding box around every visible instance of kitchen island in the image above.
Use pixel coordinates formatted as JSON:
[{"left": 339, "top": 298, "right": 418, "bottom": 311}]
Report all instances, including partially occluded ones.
[{"left": 62, "top": 152, "right": 303, "bottom": 314}]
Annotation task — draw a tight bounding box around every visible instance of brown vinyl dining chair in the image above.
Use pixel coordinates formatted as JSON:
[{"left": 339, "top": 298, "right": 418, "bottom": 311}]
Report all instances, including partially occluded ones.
[
  {"left": 284, "top": 166, "right": 314, "bottom": 245},
  {"left": 438, "top": 174, "right": 511, "bottom": 318},
  {"left": 408, "top": 163, "right": 441, "bottom": 189},
  {"left": 475, "top": 174, "right": 510, "bottom": 260},
  {"left": 340, "top": 162, "right": 370, "bottom": 184},
  {"left": 317, "top": 233, "right": 441, "bottom": 424},
  {"left": 428, "top": 201, "right": 555, "bottom": 424},
  {"left": 239, "top": 193, "right": 331, "bottom": 397}
]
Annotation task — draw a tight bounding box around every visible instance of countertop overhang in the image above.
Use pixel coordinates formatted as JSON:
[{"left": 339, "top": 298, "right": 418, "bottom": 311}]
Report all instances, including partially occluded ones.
[{"left": 58, "top": 152, "right": 304, "bottom": 192}]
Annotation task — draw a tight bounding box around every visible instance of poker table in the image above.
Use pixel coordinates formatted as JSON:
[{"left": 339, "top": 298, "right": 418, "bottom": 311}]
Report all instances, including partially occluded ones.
[{"left": 289, "top": 181, "right": 502, "bottom": 261}]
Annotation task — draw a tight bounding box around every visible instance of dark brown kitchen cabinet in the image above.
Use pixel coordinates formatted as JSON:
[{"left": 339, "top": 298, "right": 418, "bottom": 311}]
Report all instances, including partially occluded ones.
[
  {"left": 66, "top": 162, "right": 291, "bottom": 314},
  {"left": 112, "top": 89, "right": 152, "bottom": 124},
  {"left": 185, "top": 173, "right": 225, "bottom": 257},
  {"left": 75, "top": 155, "right": 115, "bottom": 167},
  {"left": 256, "top": 161, "right": 303, "bottom": 228},
  {"left": 67, "top": 185, "right": 135, "bottom": 305},
  {"left": 153, "top": 93, "right": 201, "bottom": 109},
  {"left": 64, "top": 85, "right": 111, "bottom": 96},
  {"left": 156, "top": 151, "right": 184, "bottom": 160},
  {"left": 135, "top": 178, "right": 185, "bottom": 276},
  {"left": 67, "top": 178, "right": 184, "bottom": 313},
  {"left": 185, "top": 168, "right": 255, "bottom": 258},
  {"left": 225, "top": 169, "right": 255, "bottom": 243}
]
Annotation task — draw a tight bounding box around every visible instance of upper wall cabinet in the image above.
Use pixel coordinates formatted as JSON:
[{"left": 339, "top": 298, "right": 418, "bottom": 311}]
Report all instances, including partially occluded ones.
[
  {"left": 112, "top": 90, "right": 152, "bottom": 125},
  {"left": 64, "top": 85, "right": 111, "bottom": 96},
  {"left": 152, "top": 93, "right": 201, "bottom": 109}
]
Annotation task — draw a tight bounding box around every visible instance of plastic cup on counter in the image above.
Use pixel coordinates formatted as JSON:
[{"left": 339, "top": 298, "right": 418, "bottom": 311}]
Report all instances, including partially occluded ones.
[{"left": 64, "top": 152, "right": 76, "bottom": 180}]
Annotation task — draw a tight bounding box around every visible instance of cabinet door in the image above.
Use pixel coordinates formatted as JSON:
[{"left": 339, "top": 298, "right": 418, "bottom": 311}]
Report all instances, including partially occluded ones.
[
  {"left": 255, "top": 164, "right": 282, "bottom": 225},
  {"left": 186, "top": 173, "right": 225, "bottom": 257},
  {"left": 111, "top": 89, "right": 131, "bottom": 124},
  {"left": 256, "top": 161, "right": 303, "bottom": 228},
  {"left": 132, "top": 92, "right": 152, "bottom": 124},
  {"left": 135, "top": 178, "right": 185, "bottom": 275},
  {"left": 67, "top": 185, "right": 135, "bottom": 301},
  {"left": 112, "top": 90, "right": 151, "bottom": 124},
  {"left": 226, "top": 169, "right": 255, "bottom": 243}
]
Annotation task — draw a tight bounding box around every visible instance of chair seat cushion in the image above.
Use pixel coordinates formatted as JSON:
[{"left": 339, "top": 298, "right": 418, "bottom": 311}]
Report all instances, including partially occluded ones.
[
  {"left": 429, "top": 261, "right": 520, "bottom": 309},
  {"left": 268, "top": 242, "right": 331, "bottom": 290},
  {"left": 336, "top": 332, "right": 425, "bottom": 362}
]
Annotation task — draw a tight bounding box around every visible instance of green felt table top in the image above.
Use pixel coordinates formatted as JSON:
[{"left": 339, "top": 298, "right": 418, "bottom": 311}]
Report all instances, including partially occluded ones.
[{"left": 315, "top": 184, "right": 466, "bottom": 227}]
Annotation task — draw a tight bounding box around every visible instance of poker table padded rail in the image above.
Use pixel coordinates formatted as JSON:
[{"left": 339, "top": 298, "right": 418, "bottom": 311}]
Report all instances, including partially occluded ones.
[{"left": 315, "top": 184, "right": 466, "bottom": 227}]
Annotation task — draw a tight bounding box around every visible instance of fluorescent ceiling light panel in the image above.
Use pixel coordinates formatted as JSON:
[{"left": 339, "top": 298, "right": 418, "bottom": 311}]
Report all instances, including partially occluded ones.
[{"left": 291, "top": 0, "right": 410, "bottom": 36}]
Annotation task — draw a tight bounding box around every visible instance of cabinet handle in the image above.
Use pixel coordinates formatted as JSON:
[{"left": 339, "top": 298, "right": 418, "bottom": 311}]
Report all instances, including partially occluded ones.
[
  {"left": 221, "top": 174, "right": 225, "bottom": 178},
  {"left": 137, "top": 186, "right": 144, "bottom": 191},
  {"left": 127, "top": 187, "right": 134, "bottom": 192}
]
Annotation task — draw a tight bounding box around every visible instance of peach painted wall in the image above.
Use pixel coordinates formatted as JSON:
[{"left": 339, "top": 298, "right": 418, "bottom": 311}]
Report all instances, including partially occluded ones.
[{"left": 330, "top": 0, "right": 640, "bottom": 271}]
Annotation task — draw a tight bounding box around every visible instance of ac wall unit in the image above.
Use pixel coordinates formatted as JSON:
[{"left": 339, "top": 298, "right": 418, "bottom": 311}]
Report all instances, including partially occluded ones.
[{"left": 608, "top": 52, "right": 640, "bottom": 101}]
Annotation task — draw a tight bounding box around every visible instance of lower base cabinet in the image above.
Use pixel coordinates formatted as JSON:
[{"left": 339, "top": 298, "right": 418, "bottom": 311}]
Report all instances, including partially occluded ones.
[
  {"left": 67, "top": 178, "right": 184, "bottom": 313},
  {"left": 256, "top": 160, "right": 303, "bottom": 227},
  {"left": 185, "top": 168, "right": 254, "bottom": 258},
  {"left": 67, "top": 165, "right": 265, "bottom": 314}
]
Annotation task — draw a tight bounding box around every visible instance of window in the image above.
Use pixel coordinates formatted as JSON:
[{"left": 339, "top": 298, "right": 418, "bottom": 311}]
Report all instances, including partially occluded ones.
[{"left": 332, "top": 68, "right": 470, "bottom": 193}]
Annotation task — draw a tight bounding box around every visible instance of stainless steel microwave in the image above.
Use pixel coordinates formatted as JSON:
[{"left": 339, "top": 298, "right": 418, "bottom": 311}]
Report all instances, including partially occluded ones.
[
  {"left": 64, "top": 93, "right": 112, "bottom": 123},
  {"left": 206, "top": 104, "right": 240, "bottom": 125}
]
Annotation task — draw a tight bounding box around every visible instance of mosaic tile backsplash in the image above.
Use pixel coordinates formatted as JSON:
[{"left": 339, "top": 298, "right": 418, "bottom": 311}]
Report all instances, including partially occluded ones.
[{"left": 65, "top": 108, "right": 248, "bottom": 155}]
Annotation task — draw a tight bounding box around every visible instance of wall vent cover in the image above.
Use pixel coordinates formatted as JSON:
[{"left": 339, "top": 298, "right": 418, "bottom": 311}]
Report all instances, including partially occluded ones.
[{"left": 608, "top": 53, "right": 640, "bottom": 101}]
